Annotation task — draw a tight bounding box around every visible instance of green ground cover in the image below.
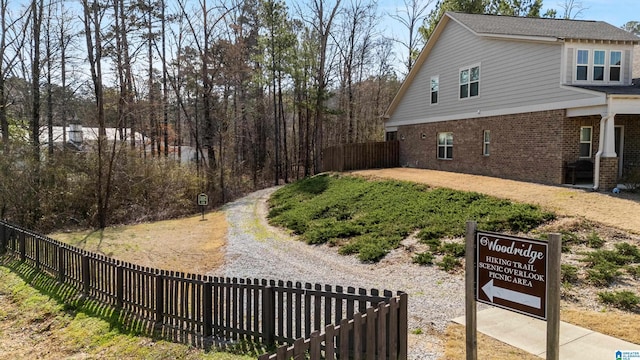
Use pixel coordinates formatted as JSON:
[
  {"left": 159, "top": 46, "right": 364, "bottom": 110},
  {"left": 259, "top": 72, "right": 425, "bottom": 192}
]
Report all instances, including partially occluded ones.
[
  {"left": 268, "top": 174, "right": 555, "bottom": 262},
  {"left": 0, "top": 261, "right": 256, "bottom": 359}
]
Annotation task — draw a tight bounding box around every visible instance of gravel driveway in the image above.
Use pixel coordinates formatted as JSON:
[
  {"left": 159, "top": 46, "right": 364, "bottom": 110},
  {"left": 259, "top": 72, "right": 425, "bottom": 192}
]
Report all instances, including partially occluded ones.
[{"left": 211, "top": 187, "right": 469, "bottom": 360}]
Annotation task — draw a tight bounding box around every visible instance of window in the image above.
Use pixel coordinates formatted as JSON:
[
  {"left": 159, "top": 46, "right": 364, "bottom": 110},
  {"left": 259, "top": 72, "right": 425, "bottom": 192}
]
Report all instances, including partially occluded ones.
[
  {"left": 576, "top": 50, "right": 588, "bottom": 81},
  {"left": 386, "top": 131, "right": 397, "bottom": 141},
  {"left": 575, "top": 49, "right": 623, "bottom": 83},
  {"left": 483, "top": 130, "right": 490, "bottom": 156},
  {"left": 460, "top": 65, "right": 479, "bottom": 99},
  {"left": 437, "top": 132, "right": 453, "bottom": 160},
  {"left": 430, "top": 76, "right": 439, "bottom": 104},
  {"left": 610, "top": 51, "right": 621, "bottom": 82},
  {"left": 593, "top": 50, "right": 605, "bottom": 81},
  {"left": 580, "top": 126, "right": 592, "bottom": 158}
]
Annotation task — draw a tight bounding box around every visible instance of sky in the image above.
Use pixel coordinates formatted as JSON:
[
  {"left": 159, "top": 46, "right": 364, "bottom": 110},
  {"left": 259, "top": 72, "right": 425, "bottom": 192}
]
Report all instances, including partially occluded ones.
[
  {"left": 556, "top": 0, "right": 639, "bottom": 27},
  {"left": 380, "top": 0, "right": 639, "bottom": 74}
]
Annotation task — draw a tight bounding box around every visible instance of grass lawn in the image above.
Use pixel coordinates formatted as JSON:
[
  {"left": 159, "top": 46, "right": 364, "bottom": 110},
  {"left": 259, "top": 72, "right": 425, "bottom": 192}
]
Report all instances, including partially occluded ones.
[{"left": 0, "top": 263, "right": 255, "bottom": 360}]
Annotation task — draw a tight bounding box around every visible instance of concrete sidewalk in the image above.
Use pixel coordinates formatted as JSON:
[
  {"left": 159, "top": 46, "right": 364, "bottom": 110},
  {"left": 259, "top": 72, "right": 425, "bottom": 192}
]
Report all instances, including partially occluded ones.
[{"left": 453, "top": 307, "right": 640, "bottom": 359}]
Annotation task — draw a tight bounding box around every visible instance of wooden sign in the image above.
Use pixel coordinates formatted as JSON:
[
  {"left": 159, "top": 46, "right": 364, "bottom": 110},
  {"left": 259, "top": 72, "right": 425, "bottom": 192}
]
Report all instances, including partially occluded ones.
[{"left": 475, "top": 231, "right": 548, "bottom": 320}]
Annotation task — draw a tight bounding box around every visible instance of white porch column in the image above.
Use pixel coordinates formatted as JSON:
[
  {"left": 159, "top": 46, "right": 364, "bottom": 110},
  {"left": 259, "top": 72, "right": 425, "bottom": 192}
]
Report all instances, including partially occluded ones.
[
  {"left": 602, "top": 115, "right": 617, "bottom": 158},
  {"left": 593, "top": 112, "right": 617, "bottom": 190}
]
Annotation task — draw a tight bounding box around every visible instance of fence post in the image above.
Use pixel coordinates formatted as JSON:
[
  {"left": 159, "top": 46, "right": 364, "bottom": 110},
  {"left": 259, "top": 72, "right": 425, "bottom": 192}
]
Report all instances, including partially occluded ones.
[
  {"left": 116, "top": 265, "right": 124, "bottom": 309},
  {"left": 203, "top": 280, "right": 213, "bottom": 338},
  {"left": 19, "top": 232, "right": 26, "bottom": 262},
  {"left": 398, "top": 293, "right": 408, "bottom": 360},
  {"left": 57, "top": 246, "right": 65, "bottom": 283},
  {"left": 34, "top": 238, "right": 40, "bottom": 269},
  {"left": 155, "top": 271, "right": 164, "bottom": 327},
  {"left": 82, "top": 255, "right": 90, "bottom": 296},
  {"left": 262, "top": 285, "right": 275, "bottom": 346},
  {"left": 0, "top": 222, "right": 6, "bottom": 255}
]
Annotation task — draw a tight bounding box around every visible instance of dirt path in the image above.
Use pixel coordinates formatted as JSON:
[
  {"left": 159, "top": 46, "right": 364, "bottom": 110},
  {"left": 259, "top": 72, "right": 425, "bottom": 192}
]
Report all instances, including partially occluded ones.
[{"left": 353, "top": 168, "right": 640, "bottom": 234}]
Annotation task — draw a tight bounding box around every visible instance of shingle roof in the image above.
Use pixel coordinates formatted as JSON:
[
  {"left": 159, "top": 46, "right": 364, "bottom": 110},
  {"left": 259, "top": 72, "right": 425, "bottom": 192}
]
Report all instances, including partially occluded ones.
[
  {"left": 447, "top": 12, "right": 640, "bottom": 42},
  {"left": 571, "top": 79, "right": 640, "bottom": 95}
]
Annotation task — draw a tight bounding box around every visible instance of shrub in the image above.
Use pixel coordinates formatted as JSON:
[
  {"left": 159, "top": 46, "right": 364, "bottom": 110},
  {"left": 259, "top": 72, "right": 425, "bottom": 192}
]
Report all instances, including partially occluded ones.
[
  {"left": 413, "top": 252, "right": 434, "bottom": 265},
  {"left": 437, "top": 255, "right": 461, "bottom": 272},
  {"left": 421, "top": 237, "right": 442, "bottom": 252},
  {"left": 441, "top": 242, "right": 465, "bottom": 257},
  {"left": 581, "top": 249, "right": 633, "bottom": 267},
  {"left": 586, "top": 262, "right": 621, "bottom": 286},
  {"left": 614, "top": 242, "right": 640, "bottom": 262},
  {"left": 627, "top": 265, "right": 640, "bottom": 279},
  {"left": 586, "top": 231, "right": 605, "bottom": 248},
  {"left": 561, "top": 231, "right": 583, "bottom": 252},
  {"left": 561, "top": 264, "right": 579, "bottom": 284},
  {"left": 620, "top": 166, "right": 640, "bottom": 192},
  {"left": 598, "top": 290, "right": 640, "bottom": 311},
  {"left": 358, "top": 242, "right": 388, "bottom": 263}
]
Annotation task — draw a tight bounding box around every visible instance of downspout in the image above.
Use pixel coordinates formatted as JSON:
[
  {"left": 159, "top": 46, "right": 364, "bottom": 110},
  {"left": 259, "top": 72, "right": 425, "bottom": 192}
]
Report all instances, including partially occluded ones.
[
  {"left": 593, "top": 116, "right": 606, "bottom": 191},
  {"left": 593, "top": 97, "right": 614, "bottom": 191}
]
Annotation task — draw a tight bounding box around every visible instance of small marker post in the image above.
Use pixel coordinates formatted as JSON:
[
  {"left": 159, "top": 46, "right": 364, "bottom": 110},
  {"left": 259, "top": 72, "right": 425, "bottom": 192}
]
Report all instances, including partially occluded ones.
[{"left": 197, "top": 193, "right": 208, "bottom": 221}]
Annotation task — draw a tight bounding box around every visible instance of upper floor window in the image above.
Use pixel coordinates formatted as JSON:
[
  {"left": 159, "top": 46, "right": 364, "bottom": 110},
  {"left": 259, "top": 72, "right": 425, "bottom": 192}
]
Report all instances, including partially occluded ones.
[
  {"left": 575, "top": 49, "right": 622, "bottom": 83},
  {"left": 593, "top": 50, "right": 605, "bottom": 81},
  {"left": 437, "top": 132, "right": 453, "bottom": 160},
  {"left": 576, "top": 50, "right": 588, "bottom": 81},
  {"left": 430, "top": 76, "right": 439, "bottom": 104},
  {"left": 460, "top": 65, "right": 479, "bottom": 99},
  {"left": 610, "top": 51, "right": 622, "bottom": 82}
]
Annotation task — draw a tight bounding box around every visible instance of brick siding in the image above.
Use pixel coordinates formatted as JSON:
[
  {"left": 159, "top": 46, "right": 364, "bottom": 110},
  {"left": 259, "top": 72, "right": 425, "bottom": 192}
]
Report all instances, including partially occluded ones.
[{"left": 396, "top": 110, "right": 640, "bottom": 186}]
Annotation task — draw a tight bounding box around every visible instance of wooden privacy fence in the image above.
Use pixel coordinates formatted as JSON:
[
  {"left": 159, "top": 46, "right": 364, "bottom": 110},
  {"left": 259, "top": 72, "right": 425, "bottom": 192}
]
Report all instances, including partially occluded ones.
[
  {"left": 260, "top": 295, "right": 407, "bottom": 360},
  {"left": 0, "top": 220, "right": 407, "bottom": 357},
  {"left": 322, "top": 141, "right": 399, "bottom": 172}
]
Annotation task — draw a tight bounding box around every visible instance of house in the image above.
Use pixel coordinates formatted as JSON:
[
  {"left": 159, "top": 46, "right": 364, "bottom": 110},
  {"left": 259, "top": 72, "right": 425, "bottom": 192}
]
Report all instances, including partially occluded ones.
[
  {"left": 384, "top": 12, "right": 640, "bottom": 190},
  {"left": 39, "top": 125, "right": 197, "bottom": 163}
]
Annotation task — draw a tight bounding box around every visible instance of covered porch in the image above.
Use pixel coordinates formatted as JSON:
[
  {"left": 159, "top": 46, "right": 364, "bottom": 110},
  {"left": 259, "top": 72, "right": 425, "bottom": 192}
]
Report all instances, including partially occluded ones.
[{"left": 566, "top": 87, "right": 640, "bottom": 191}]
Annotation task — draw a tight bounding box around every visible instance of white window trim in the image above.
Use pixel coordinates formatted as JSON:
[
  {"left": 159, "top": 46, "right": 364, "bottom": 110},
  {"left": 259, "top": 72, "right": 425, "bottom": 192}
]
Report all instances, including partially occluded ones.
[
  {"left": 575, "top": 49, "right": 624, "bottom": 84},
  {"left": 437, "top": 132, "right": 453, "bottom": 160},
  {"left": 579, "top": 126, "right": 592, "bottom": 158},
  {"left": 430, "top": 75, "right": 439, "bottom": 105},
  {"left": 483, "top": 130, "right": 490, "bottom": 156},
  {"left": 575, "top": 49, "right": 590, "bottom": 82},
  {"left": 592, "top": 49, "right": 606, "bottom": 82},
  {"left": 459, "top": 63, "right": 480, "bottom": 100},
  {"left": 609, "top": 50, "right": 622, "bottom": 83}
]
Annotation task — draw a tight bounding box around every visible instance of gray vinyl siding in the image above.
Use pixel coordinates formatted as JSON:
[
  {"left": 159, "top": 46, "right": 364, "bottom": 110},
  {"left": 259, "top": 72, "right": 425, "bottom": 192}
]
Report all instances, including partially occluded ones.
[
  {"left": 566, "top": 48, "right": 574, "bottom": 83},
  {"left": 624, "top": 49, "right": 631, "bottom": 83},
  {"left": 390, "top": 21, "right": 600, "bottom": 125}
]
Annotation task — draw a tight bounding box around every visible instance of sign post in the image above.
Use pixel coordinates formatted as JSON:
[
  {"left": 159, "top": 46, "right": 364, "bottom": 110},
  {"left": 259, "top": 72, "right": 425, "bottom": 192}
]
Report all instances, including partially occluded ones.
[
  {"left": 465, "top": 221, "right": 478, "bottom": 360},
  {"left": 547, "top": 233, "right": 561, "bottom": 360},
  {"left": 197, "top": 193, "right": 208, "bottom": 220}
]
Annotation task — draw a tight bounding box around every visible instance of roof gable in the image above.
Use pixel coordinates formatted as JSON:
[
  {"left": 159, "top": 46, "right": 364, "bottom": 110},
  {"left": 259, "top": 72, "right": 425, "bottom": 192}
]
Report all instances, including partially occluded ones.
[
  {"left": 385, "top": 12, "right": 640, "bottom": 119},
  {"left": 447, "top": 12, "right": 640, "bottom": 42}
]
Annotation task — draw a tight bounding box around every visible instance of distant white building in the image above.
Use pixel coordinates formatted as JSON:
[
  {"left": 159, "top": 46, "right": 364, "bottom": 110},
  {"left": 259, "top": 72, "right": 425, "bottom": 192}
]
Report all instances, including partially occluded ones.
[
  {"left": 39, "top": 125, "right": 145, "bottom": 149},
  {"left": 39, "top": 125, "right": 197, "bottom": 163}
]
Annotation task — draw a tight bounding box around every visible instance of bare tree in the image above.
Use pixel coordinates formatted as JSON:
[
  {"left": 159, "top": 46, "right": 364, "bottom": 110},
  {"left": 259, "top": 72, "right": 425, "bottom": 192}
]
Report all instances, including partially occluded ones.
[
  {"left": 558, "top": 0, "right": 587, "bottom": 19},
  {"left": 389, "top": 0, "right": 433, "bottom": 73},
  {"left": 0, "top": 1, "right": 29, "bottom": 148},
  {"left": 335, "top": 0, "right": 377, "bottom": 143}
]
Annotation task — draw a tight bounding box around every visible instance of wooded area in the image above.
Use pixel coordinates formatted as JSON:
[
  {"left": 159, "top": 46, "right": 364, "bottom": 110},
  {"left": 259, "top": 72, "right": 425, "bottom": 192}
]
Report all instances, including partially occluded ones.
[
  {"left": 0, "top": 0, "right": 635, "bottom": 231},
  {"left": 0, "top": 0, "right": 401, "bottom": 230}
]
